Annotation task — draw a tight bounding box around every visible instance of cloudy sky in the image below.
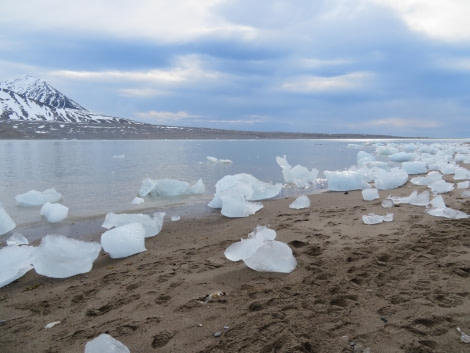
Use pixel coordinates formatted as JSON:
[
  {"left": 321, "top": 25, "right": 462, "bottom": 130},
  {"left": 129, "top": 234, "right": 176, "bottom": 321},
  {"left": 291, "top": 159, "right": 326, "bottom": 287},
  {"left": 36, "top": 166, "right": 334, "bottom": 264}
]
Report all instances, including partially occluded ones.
[{"left": 1, "top": 0, "right": 470, "bottom": 138}]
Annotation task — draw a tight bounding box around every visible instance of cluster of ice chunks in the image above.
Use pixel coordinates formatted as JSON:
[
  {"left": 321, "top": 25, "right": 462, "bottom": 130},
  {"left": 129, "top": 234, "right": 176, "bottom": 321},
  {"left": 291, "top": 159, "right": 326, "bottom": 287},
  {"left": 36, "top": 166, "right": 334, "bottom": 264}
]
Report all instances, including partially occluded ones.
[
  {"left": 224, "top": 226, "right": 296, "bottom": 273},
  {"left": 208, "top": 173, "right": 282, "bottom": 218},
  {"left": 15, "top": 188, "right": 62, "bottom": 207},
  {"left": 138, "top": 177, "right": 205, "bottom": 197},
  {"left": 276, "top": 155, "right": 319, "bottom": 188},
  {"left": 289, "top": 195, "right": 310, "bottom": 209},
  {"left": 85, "top": 334, "right": 130, "bottom": 353},
  {"left": 0, "top": 233, "right": 102, "bottom": 287},
  {"left": 207, "top": 156, "right": 232, "bottom": 164}
]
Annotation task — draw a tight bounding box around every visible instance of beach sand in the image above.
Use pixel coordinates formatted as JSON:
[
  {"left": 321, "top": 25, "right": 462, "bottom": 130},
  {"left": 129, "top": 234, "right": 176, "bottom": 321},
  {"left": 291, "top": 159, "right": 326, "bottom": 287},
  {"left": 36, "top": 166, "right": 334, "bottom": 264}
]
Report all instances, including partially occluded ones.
[{"left": 1, "top": 178, "right": 469, "bottom": 353}]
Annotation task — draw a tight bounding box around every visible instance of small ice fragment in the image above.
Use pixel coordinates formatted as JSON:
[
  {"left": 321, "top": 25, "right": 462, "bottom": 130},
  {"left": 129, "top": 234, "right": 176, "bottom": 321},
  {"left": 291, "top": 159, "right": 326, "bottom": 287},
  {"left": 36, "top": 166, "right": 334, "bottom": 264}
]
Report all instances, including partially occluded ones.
[
  {"left": 112, "top": 154, "right": 125, "bottom": 159},
  {"left": 131, "top": 197, "right": 144, "bottom": 205},
  {"left": 362, "top": 188, "right": 379, "bottom": 201},
  {"left": 85, "top": 333, "right": 130, "bottom": 353},
  {"left": 32, "top": 235, "right": 101, "bottom": 278},
  {"left": 289, "top": 195, "right": 310, "bottom": 209},
  {"left": 457, "top": 327, "right": 470, "bottom": 344},
  {"left": 171, "top": 215, "right": 180, "bottom": 221},
  {"left": 44, "top": 321, "right": 61, "bottom": 329},
  {"left": 362, "top": 213, "right": 393, "bottom": 225},
  {"left": 429, "top": 180, "right": 454, "bottom": 194},
  {"left": 6, "top": 232, "right": 29, "bottom": 246},
  {"left": 0, "top": 204, "right": 16, "bottom": 236},
  {"left": 409, "top": 190, "right": 430, "bottom": 206},
  {"left": 40, "top": 202, "right": 69, "bottom": 223},
  {"left": 381, "top": 198, "right": 394, "bottom": 208},
  {"left": 15, "top": 188, "right": 62, "bottom": 207},
  {"left": 101, "top": 222, "right": 146, "bottom": 258},
  {"left": 138, "top": 177, "right": 205, "bottom": 197},
  {"left": 457, "top": 181, "right": 469, "bottom": 189},
  {"left": 425, "top": 195, "right": 469, "bottom": 219}
]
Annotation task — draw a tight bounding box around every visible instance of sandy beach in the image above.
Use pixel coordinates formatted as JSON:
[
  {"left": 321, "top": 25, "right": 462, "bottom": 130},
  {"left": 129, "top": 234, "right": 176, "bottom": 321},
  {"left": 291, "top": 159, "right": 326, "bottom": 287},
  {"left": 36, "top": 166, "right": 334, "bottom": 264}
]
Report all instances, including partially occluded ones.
[{"left": 1, "top": 177, "right": 469, "bottom": 353}]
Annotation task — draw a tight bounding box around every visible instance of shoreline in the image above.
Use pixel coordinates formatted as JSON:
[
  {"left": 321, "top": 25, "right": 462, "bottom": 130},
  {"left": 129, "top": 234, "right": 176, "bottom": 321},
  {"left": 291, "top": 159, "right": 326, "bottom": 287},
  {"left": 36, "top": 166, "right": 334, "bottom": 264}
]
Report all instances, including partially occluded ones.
[{"left": 1, "top": 180, "right": 470, "bottom": 352}]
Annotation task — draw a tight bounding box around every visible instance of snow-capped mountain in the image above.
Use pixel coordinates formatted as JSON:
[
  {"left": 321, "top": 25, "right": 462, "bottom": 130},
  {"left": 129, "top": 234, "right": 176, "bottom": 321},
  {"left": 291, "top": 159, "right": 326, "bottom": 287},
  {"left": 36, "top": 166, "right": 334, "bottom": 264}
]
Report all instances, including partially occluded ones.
[{"left": 0, "top": 75, "right": 137, "bottom": 124}]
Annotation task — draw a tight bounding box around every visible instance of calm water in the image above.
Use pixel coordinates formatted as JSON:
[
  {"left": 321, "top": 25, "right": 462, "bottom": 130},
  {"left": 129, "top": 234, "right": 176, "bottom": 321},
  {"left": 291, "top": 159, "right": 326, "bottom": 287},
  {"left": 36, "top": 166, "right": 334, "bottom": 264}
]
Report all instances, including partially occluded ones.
[{"left": 1, "top": 138, "right": 457, "bottom": 234}]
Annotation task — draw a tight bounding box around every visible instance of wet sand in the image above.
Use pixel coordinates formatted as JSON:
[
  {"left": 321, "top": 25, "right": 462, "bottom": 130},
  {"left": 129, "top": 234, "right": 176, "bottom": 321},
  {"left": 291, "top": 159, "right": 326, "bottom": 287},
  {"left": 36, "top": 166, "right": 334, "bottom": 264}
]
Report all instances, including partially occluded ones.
[{"left": 1, "top": 178, "right": 469, "bottom": 353}]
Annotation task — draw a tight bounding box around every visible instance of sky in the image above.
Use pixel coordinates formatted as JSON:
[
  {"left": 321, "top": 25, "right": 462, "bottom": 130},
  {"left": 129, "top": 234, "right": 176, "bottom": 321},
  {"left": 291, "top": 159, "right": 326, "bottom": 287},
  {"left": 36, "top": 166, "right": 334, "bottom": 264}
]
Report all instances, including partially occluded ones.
[{"left": 1, "top": 0, "right": 470, "bottom": 138}]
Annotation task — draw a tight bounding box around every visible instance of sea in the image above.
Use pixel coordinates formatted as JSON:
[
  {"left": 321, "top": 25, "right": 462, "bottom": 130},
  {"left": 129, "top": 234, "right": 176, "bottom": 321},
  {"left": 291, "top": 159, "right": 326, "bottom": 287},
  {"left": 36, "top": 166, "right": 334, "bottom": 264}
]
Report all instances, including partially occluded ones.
[{"left": 0, "top": 138, "right": 467, "bottom": 241}]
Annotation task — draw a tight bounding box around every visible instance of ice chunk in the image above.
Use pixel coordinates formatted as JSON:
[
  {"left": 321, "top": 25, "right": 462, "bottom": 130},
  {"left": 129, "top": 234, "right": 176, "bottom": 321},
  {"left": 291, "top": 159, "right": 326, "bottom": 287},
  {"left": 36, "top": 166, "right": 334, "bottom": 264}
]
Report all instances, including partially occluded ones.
[
  {"left": 389, "top": 152, "right": 416, "bottom": 162},
  {"left": 6, "top": 232, "right": 29, "bottom": 246},
  {"left": 138, "top": 178, "right": 205, "bottom": 197},
  {"left": 362, "top": 188, "right": 379, "bottom": 201},
  {"left": 276, "top": 155, "right": 318, "bottom": 187},
  {"left": 243, "top": 240, "right": 297, "bottom": 273},
  {"left": 425, "top": 195, "right": 469, "bottom": 219},
  {"left": 402, "top": 161, "right": 428, "bottom": 175},
  {"left": 220, "top": 193, "right": 264, "bottom": 218},
  {"left": 362, "top": 213, "right": 394, "bottom": 225},
  {"left": 324, "top": 170, "right": 369, "bottom": 191},
  {"left": 409, "top": 190, "right": 430, "bottom": 206},
  {"left": 85, "top": 333, "right": 130, "bottom": 353},
  {"left": 208, "top": 173, "right": 282, "bottom": 217},
  {"left": 15, "top": 188, "right": 62, "bottom": 207},
  {"left": 457, "top": 181, "right": 469, "bottom": 189},
  {"left": 411, "top": 171, "right": 443, "bottom": 186},
  {"left": 374, "top": 168, "right": 408, "bottom": 190},
  {"left": 356, "top": 151, "right": 376, "bottom": 168},
  {"left": 289, "top": 195, "right": 311, "bottom": 209},
  {"left": 381, "top": 198, "right": 394, "bottom": 208},
  {"left": 102, "top": 212, "right": 165, "bottom": 238},
  {"left": 101, "top": 222, "right": 146, "bottom": 258},
  {"left": 131, "top": 197, "right": 144, "bottom": 205},
  {"left": 454, "top": 166, "right": 470, "bottom": 180},
  {"left": 224, "top": 226, "right": 296, "bottom": 273},
  {"left": 32, "top": 235, "right": 101, "bottom": 278},
  {"left": 0, "top": 245, "right": 35, "bottom": 288},
  {"left": 40, "top": 202, "right": 68, "bottom": 223},
  {"left": 0, "top": 204, "right": 16, "bottom": 236},
  {"left": 429, "top": 180, "right": 454, "bottom": 194}
]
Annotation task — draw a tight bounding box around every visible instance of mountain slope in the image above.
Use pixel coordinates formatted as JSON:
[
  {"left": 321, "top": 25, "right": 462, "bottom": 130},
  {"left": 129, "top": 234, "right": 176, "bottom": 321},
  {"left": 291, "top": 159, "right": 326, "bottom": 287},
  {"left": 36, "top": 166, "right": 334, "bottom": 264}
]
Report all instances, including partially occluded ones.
[{"left": 0, "top": 75, "right": 137, "bottom": 124}]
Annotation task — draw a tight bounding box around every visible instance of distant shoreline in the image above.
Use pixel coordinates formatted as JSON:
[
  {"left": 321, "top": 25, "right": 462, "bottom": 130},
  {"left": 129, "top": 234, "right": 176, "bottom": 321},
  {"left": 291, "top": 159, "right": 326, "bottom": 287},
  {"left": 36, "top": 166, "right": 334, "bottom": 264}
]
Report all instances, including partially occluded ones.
[{"left": 0, "top": 120, "right": 413, "bottom": 140}]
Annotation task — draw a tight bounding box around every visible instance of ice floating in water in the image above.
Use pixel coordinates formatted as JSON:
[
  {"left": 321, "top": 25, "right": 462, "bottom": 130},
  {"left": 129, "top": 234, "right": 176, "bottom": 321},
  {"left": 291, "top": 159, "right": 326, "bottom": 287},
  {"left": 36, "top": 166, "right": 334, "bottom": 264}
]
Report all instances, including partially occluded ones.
[
  {"left": 410, "top": 171, "right": 443, "bottom": 186},
  {"left": 324, "top": 170, "right": 369, "bottom": 191},
  {"left": 101, "top": 222, "right": 146, "bottom": 258},
  {"left": 131, "top": 197, "right": 144, "bottom": 205},
  {"left": 6, "top": 232, "right": 29, "bottom": 246},
  {"left": 15, "top": 188, "right": 62, "bottom": 207},
  {"left": 425, "top": 195, "right": 469, "bottom": 219},
  {"left": 457, "top": 181, "right": 469, "bottom": 189},
  {"left": 85, "top": 333, "right": 130, "bottom": 353},
  {"left": 0, "top": 245, "right": 35, "bottom": 288},
  {"left": 429, "top": 180, "right": 454, "bottom": 194},
  {"left": 208, "top": 173, "right": 282, "bottom": 218},
  {"left": 0, "top": 204, "right": 16, "bottom": 236},
  {"left": 207, "top": 156, "right": 232, "bottom": 164},
  {"left": 362, "top": 213, "right": 394, "bottom": 225},
  {"left": 289, "top": 195, "right": 310, "bottom": 209},
  {"left": 40, "top": 202, "right": 68, "bottom": 223},
  {"left": 362, "top": 188, "right": 379, "bottom": 201},
  {"left": 138, "top": 177, "right": 205, "bottom": 197},
  {"left": 224, "top": 226, "right": 296, "bottom": 273},
  {"left": 102, "top": 212, "right": 165, "bottom": 238},
  {"left": 276, "top": 155, "right": 318, "bottom": 188},
  {"left": 32, "top": 235, "right": 101, "bottom": 278},
  {"left": 374, "top": 168, "right": 408, "bottom": 190},
  {"left": 401, "top": 161, "right": 428, "bottom": 175}
]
